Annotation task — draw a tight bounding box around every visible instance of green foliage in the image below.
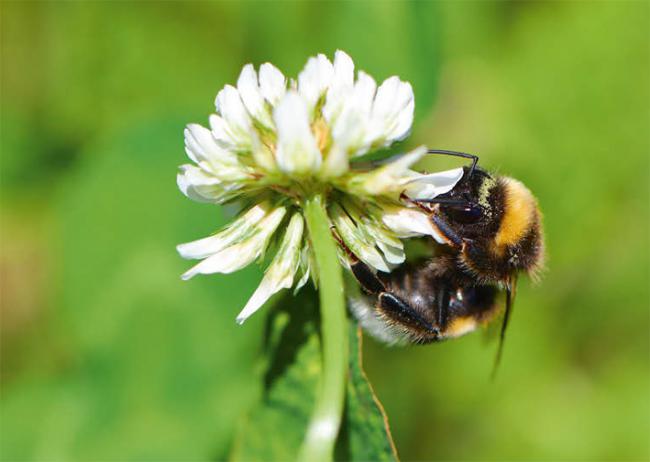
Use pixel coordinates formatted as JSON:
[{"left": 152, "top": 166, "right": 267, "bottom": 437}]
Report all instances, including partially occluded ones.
[
  {"left": 231, "top": 293, "right": 396, "bottom": 462},
  {"left": 1, "top": 119, "right": 264, "bottom": 461},
  {"left": 1, "top": 1, "right": 649, "bottom": 461},
  {"left": 230, "top": 292, "right": 321, "bottom": 462},
  {"left": 339, "top": 327, "right": 397, "bottom": 462}
]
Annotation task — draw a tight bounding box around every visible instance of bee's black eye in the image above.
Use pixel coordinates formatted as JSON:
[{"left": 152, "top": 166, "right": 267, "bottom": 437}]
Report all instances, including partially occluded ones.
[{"left": 446, "top": 204, "right": 483, "bottom": 224}]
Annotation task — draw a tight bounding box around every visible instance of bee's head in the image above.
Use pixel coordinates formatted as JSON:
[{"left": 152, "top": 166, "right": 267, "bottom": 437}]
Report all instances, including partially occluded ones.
[{"left": 431, "top": 167, "right": 544, "bottom": 282}]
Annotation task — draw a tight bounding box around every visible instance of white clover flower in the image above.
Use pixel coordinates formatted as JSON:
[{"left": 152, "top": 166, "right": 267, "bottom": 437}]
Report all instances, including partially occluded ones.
[{"left": 177, "top": 50, "right": 463, "bottom": 323}]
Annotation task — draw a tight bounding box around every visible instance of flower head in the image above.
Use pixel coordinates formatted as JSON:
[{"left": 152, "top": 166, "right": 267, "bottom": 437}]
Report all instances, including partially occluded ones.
[{"left": 177, "top": 50, "right": 463, "bottom": 323}]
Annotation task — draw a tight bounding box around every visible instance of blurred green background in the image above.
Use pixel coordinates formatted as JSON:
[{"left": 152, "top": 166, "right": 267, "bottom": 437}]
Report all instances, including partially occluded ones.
[{"left": 1, "top": 2, "right": 648, "bottom": 461}]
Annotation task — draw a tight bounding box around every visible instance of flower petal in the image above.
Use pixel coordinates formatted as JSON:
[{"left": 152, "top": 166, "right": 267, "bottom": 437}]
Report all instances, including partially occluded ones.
[
  {"left": 208, "top": 114, "right": 230, "bottom": 146},
  {"left": 323, "top": 50, "right": 354, "bottom": 123},
  {"left": 328, "top": 109, "right": 364, "bottom": 157},
  {"left": 390, "top": 96, "right": 414, "bottom": 142},
  {"left": 237, "top": 64, "right": 274, "bottom": 129},
  {"left": 366, "top": 76, "right": 414, "bottom": 146},
  {"left": 344, "top": 146, "right": 427, "bottom": 197},
  {"left": 259, "top": 62, "right": 286, "bottom": 106},
  {"left": 376, "top": 240, "right": 405, "bottom": 265},
  {"left": 403, "top": 167, "right": 464, "bottom": 200},
  {"left": 294, "top": 243, "right": 312, "bottom": 291},
  {"left": 329, "top": 71, "right": 377, "bottom": 156},
  {"left": 298, "top": 53, "right": 334, "bottom": 117},
  {"left": 177, "top": 202, "right": 271, "bottom": 259},
  {"left": 204, "top": 162, "right": 252, "bottom": 182},
  {"left": 214, "top": 85, "right": 253, "bottom": 150},
  {"left": 273, "top": 91, "right": 322, "bottom": 174},
  {"left": 343, "top": 198, "right": 405, "bottom": 265},
  {"left": 320, "top": 143, "right": 349, "bottom": 178},
  {"left": 360, "top": 221, "right": 405, "bottom": 265},
  {"left": 381, "top": 205, "right": 446, "bottom": 243},
  {"left": 331, "top": 203, "right": 390, "bottom": 273},
  {"left": 236, "top": 213, "right": 304, "bottom": 323},
  {"left": 184, "top": 123, "right": 240, "bottom": 167},
  {"left": 183, "top": 125, "right": 251, "bottom": 181},
  {"left": 181, "top": 206, "right": 287, "bottom": 279},
  {"left": 177, "top": 164, "right": 238, "bottom": 203},
  {"left": 353, "top": 72, "right": 377, "bottom": 111},
  {"left": 333, "top": 50, "right": 354, "bottom": 85},
  {"left": 251, "top": 133, "right": 278, "bottom": 172}
]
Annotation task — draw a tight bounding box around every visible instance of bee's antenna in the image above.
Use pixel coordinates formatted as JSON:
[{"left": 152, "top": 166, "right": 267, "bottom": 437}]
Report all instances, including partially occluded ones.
[
  {"left": 410, "top": 197, "right": 470, "bottom": 206},
  {"left": 491, "top": 275, "right": 517, "bottom": 380},
  {"left": 426, "top": 149, "right": 479, "bottom": 178}
]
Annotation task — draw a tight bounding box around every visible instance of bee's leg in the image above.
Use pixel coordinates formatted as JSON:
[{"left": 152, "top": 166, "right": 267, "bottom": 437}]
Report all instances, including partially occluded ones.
[
  {"left": 426, "top": 149, "right": 479, "bottom": 177},
  {"left": 400, "top": 192, "right": 471, "bottom": 215},
  {"left": 331, "top": 227, "right": 439, "bottom": 340},
  {"left": 402, "top": 190, "right": 472, "bottom": 212},
  {"left": 430, "top": 215, "right": 463, "bottom": 246},
  {"left": 351, "top": 261, "right": 441, "bottom": 341},
  {"left": 398, "top": 194, "right": 464, "bottom": 247},
  {"left": 351, "top": 262, "right": 441, "bottom": 341},
  {"left": 399, "top": 192, "right": 435, "bottom": 213},
  {"left": 350, "top": 259, "right": 386, "bottom": 294},
  {"left": 377, "top": 292, "right": 440, "bottom": 342},
  {"left": 330, "top": 227, "right": 387, "bottom": 294}
]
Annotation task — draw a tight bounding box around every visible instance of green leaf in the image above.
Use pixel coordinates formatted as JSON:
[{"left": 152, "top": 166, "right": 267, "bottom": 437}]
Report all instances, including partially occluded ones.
[
  {"left": 338, "top": 326, "right": 398, "bottom": 462},
  {"left": 230, "top": 290, "right": 397, "bottom": 462},
  {"left": 229, "top": 290, "right": 321, "bottom": 462}
]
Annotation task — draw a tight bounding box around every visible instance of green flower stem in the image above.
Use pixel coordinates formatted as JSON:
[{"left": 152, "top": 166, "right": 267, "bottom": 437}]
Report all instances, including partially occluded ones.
[{"left": 299, "top": 194, "right": 348, "bottom": 462}]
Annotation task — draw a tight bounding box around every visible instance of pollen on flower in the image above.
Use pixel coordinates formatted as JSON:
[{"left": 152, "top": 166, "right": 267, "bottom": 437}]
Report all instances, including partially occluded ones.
[
  {"left": 177, "top": 50, "right": 465, "bottom": 323},
  {"left": 312, "top": 117, "right": 331, "bottom": 153}
]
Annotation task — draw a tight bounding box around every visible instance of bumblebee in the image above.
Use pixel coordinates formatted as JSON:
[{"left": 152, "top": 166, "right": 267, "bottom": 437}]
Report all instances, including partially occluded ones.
[{"left": 347, "top": 150, "right": 544, "bottom": 364}]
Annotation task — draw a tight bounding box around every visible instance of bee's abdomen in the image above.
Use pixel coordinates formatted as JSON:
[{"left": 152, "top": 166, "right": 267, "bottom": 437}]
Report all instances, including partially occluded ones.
[
  {"left": 383, "top": 263, "right": 441, "bottom": 325},
  {"left": 383, "top": 260, "right": 500, "bottom": 339}
]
